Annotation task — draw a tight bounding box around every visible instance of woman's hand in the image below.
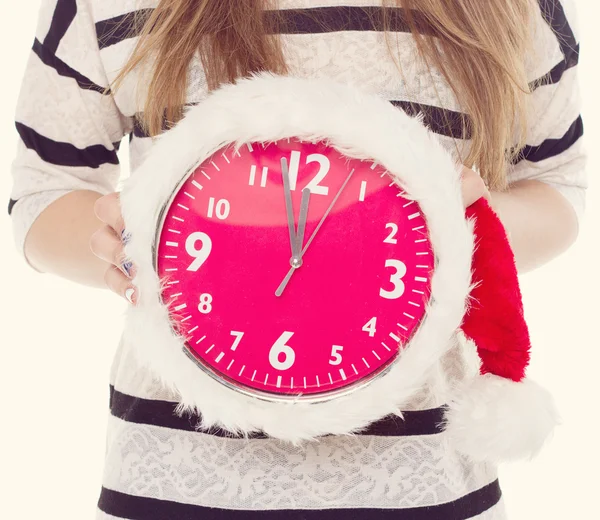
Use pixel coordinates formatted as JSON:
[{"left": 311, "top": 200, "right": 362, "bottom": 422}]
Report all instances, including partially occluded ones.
[
  {"left": 90, "top": 192, "right": 137, "bottom": 304},
  {"left": 461, "top": 166, "right": 491, "bottom": 208}
]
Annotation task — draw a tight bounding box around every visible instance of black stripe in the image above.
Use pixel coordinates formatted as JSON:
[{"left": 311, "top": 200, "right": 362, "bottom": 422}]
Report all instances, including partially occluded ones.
[
  {"left": 97, "top": 7, "right": 432, "bottom": 50},
  {"left": 512, "top": 115, "right": 583, "bottom": 164},
  {"left": 532, "top": 42, "right": 579, "bottom": 89},
  {"left": 44, "top": 0, "right": 77, "bottom": 54},
  {"left": 391, "top": 101, "right": 470, "bottom": 139},
  {"left": 538, "top": 0, "right": 579, "bottom": 62},
  {"left": 16, "top": 122, "right": 119, "bottom": 169},
  {"left": 99, "top": 480, "right": 501, "bottom": 520},
  {"left": 96, "top": 9, "right": 153, "bottom": 50},
  {"left": 109, "top": 385, "right": 446, "bottom": 438},
  {"left": 266, "top": 7, "right": 434, "bottom": 35},
  {"left": 131, "top": 100, "right": 469, "bottom": 141},
  {"left": 8, "top": 199, "right": 18, "bottom": 216},
  {"left": 33, "top": 39, "right": 107, "bottom": 94}
]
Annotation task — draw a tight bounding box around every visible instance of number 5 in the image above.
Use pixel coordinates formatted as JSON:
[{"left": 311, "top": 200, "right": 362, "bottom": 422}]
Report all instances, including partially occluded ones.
[
  {"left": 329, "top": 345, "right": 343, "bottom": 366},
  {"left": 379, "top": 259, "right": 406, "bottom": 300}
]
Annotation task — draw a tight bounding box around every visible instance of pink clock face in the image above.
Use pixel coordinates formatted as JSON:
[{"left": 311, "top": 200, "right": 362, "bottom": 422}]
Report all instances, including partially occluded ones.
[{"left": 156, "top": 139, "right": 433, "bottom": 398}]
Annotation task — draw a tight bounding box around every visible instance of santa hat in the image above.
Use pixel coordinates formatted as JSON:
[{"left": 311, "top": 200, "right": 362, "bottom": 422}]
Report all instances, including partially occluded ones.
[{"left": 447, "top": 196, "right": 560, "bottom": 462}]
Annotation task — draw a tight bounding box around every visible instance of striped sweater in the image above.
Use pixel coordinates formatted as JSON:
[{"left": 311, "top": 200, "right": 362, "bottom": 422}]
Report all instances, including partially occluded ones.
[{"left": 9, "top": 1, "right": 586, "bottom": 519}]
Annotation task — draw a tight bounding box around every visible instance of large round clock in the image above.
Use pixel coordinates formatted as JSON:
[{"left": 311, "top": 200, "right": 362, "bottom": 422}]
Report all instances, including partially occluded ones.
[
  {"left": 120, "top": 74, "right": 475, "bottom": 441},
  {"left": 155, "top": 138, "right": 433, "bottom": 400}
]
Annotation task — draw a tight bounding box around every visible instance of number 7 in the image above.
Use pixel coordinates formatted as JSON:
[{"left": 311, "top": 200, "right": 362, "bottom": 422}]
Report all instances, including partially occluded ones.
[{"left": 230, "top": 331, "right": 244, "bottom": 351}]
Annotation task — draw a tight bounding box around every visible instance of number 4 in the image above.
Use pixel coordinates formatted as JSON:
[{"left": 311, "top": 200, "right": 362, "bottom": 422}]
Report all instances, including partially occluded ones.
[{"left": 362, "top": 317, "right": 377, "bottom": 337}]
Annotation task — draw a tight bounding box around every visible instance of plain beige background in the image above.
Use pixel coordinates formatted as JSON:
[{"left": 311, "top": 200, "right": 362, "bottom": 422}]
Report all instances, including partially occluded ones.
[{"left": 1, "top": 1, "right": 598, "bottom": 518}]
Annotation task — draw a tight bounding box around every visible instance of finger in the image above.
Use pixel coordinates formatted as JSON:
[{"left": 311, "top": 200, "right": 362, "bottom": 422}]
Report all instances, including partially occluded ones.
[
  {"left": 104, "top": 265, "right": 137, "bottom": 304},
  {"left": 94, "top": 192, "right": 125, "bottom": 236},
  {"left": 90, "top": 225, "right": 132, "bottom": 277},
  {"left": 461, "top": 167, "right": 488, "bottom": 208}
]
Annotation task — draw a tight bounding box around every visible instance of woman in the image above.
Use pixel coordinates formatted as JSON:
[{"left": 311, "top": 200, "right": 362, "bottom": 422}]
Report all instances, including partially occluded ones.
[{"left": 9, "top": 0, "right": 585, "bottom": 518}]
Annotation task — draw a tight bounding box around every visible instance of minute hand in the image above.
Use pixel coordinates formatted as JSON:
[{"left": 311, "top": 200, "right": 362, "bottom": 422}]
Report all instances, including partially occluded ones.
[{"left": 274, "top": 168, "right": 355, "bottom": 297}]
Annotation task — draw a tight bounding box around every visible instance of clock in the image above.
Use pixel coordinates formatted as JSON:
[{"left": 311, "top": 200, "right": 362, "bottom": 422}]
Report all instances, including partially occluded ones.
[
  {"left": 120, "top": 74, "right": 475, "bottom": 441},
  {"left": 154, "top": 138, "right": 433, "bottom": 400}
]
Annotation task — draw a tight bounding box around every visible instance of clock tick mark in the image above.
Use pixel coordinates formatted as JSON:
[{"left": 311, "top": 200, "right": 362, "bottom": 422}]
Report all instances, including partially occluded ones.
[
  {"left": 276, "top": 375, "right": 282, "bottom": 388},
  {"left": 167, "top": 280, "right": 180, "bottom": 285},
  {"left": 412, "top": 225, "right": 425, "bottom": 231},
  {"left": 222, "top": 153, "right": 230, "bottom": 164},
  {"left": 205, "top": 344, "right": 214, "bottom": 354},
  {"left": 416, "top": 265, "right": 429, "bottom": 269},
  {"left": 172, "top": 216, "right": 184, "bottom": 222},
  {"left": 370, "top": 162, "right": 377, "bottom": 170},
  {"left": 328, "top": 373, "right": 333, "bottom": 385},
  {"left": 180, "top": 315, "right": 192, "bottom": 323},
  {"left": 389, "top": 332, "right": 401, "bottom": 343},
  {"left": 251, "top": 370, "right": 257, "bottom": 382},
  {"left": 408, "top": 301, "right": 420, "bottom": 307},
  {"left": 352, "top": 364, "right": 358, "bottom": 375},
  {"left": 215, "top": 352, "right": 224, "bottom": 363},
  {"left": 239, "top": 365, "right": 245, "bottom": 377},
  {"left": 164, "top": 255, "right": 177, "bottom": 259},
  {"left": 170, "top": 292, "right": 182, "bottom": 298},
  {"left": 403, "top": 200, "right": 415, "bottom": 208},
  {"left": 227, "top": 359, "right": 234, "bottom": 370},
  {"left": 359, "top": 181, "right": 367, "bottom": 201},
  {"left": 415, "top": 238, "right": 427, "bottom": 243},
  {"left": 397, "top": 323, "right": 409, "bottom": 331},
  {"left": 316, "top": 375, "right": 320, "bottom": 388},
  {"left": 196, "top": 335, "right": 206, "bottom": 344},
  {"left": 191, "top": 180, "right": 203, "bottom": 191},
  {"left": 188, "top": 325, "right": 198, "bottom": 333},
  {"left": 290, "top": 377, "right": 294, "bottom": 389},
  {"left": 201, "top": 171, "right": 211, "bottom": 180},
  {"left": 408, "top": 212, "right": 421, "bottom": 220},
  {"left": 363, "top": 358, "right": 370, "bottom": 368},
  {"left": 246, "top": 143, "right": 254, "bottom": 152},
  {"left": 177, "top": 204, "right": 189, "bottom": 211},
  {"left": 264, "top": 374, "right": 269, "bottom": 385},
  {"left": 174, "top": 303, "right": 187, "bottom": 311},
  {"left": 416, "top": 252, "right": 429, "bottom": 256},
  {"left": 165, "top": 268, "right": 178, "bottom": 272},
  {"left": 167, "top": 229, "right": 181, "bottom": 234},
  {"left": 166, "top": 241, "right": 179, "bottom": 247},
  {"left": 211, "top": 161, "right": 220, "bottom": 171},
  {"left": 303, "top": 377, "right": 307, "bottom": 389},
  {"left": 412, "top": 289, "right": 425, "bottom": 295},
  {"left": 372, "top": 350, "right": 381, "bottom": 361},
  {"left": 183, "top": 191, "right": 195, "bottom": 200},
  {"left": 403, "top": 312, "right": 416, "bottom": 320},
  {"left": 415, "top": 276, "right": 428, "bottom": 282},
  {"left": 339, "top": 369, "right": 347, "bottom": 381}
]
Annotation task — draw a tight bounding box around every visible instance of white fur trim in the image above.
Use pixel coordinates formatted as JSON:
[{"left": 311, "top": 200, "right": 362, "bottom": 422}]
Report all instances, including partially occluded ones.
[
  {"left": 444, "top": 374, "right": 560, "bottom": 462},
  {"left": 119, "top": 73, "right": 474, "bottom": 442}
]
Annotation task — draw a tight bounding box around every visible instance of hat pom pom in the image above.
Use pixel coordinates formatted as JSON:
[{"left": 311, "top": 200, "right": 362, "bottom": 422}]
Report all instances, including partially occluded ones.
[{"left": 444, "top": 374, "right": 560, "bottom": 462}]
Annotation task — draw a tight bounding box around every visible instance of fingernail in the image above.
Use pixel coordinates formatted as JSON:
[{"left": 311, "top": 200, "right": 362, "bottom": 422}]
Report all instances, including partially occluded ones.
[
  {"left": 125, "top": 287, "right": 136, "bottom": 304},
  {"left": 120, "top": 261, "right": 133, "bottom": 278},
  {"left": 121, "top": 229, "right": 131, "bottom": 244}
]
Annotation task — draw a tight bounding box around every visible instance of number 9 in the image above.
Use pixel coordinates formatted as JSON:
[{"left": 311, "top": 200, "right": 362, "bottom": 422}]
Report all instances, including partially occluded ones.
[{"left": 186, "top": 232, "right": 212, "bottom": 271}]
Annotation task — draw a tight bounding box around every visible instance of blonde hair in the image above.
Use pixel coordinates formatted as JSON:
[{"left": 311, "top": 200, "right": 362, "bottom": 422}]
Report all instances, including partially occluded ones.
[{"left": 112, "top": 0, "right": 536, "bottom": 189}]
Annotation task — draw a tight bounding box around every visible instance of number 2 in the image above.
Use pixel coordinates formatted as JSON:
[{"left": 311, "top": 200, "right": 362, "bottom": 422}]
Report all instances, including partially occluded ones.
[
  {"left": 380, "top": 259, "right": 406, "bottom": 300},
  {"left": 384, "top": 223, "right": 398, "bottom": 244}
]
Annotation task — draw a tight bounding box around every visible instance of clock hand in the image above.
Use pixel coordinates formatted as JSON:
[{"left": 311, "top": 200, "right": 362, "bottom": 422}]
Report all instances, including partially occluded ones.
[
  {"left": 275, "top": 169, "right": 355, "bottom": 297},
  {"left": 300, "top": 168, "right": 355, "bottom": 255},
  {"left": 281, "top": 157, "right": 299, "bottom": 259},
  {"left": 275, "top": 188, "right": 310, "bottom": 298},
  {"left": 295, "top": 187, "right": 311, "bottom": 259}
]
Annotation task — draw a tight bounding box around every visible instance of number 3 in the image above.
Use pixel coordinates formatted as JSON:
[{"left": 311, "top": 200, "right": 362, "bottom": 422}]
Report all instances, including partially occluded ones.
[{"left": 380, "top": 259, "right": 406, "bottom": 300}]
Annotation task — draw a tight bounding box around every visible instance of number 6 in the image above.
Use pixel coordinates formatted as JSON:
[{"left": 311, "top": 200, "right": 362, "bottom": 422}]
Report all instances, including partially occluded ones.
[{"left": 269, "top": 331, "right": 296, "bottom": 371}]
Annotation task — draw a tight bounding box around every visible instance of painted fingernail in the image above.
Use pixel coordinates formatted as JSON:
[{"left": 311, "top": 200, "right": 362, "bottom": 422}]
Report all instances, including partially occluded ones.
[
  {"left": 125, "top": 287, "right": 136, "bottom": 304},
  {"left": 121, "top": 229, "right": 131, "bottom": 244},
  {"left": 120, "top": 261, "right": 133, "bottom": 278}
]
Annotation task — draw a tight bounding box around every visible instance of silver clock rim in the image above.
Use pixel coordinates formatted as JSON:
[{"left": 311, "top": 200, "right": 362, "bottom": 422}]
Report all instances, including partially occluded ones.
[{"left": 151, "top": 141, "right": 422, "bottom": 405}]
